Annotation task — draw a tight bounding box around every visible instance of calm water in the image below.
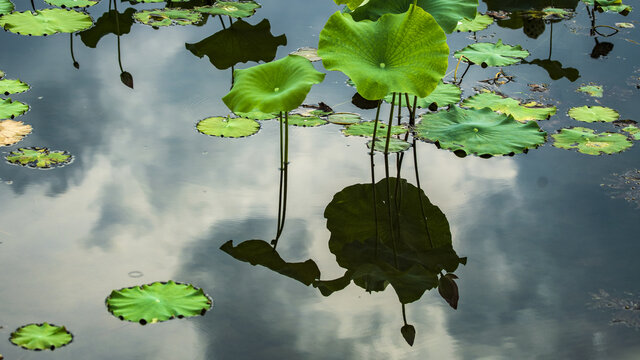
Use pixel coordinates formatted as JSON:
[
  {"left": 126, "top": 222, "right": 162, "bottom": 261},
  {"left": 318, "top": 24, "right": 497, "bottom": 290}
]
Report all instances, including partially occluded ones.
[{"left": 1, "top": 0, "right": 639, "bottom": 359}]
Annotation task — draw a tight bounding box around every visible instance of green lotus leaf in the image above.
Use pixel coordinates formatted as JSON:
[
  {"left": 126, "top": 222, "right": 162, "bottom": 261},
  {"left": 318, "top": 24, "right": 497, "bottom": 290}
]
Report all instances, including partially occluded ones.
[
  {"left": 106, "top": 280, "right": 212, "bottom": 324},
  {"left": 222, "top": 55, "right": 325, "bottom": 113},
  {"left": 367, "top": 137, "right": 411, "bottom": 153},
  {"left": 461, "top": 91, "right": 556, "bottom": 122},
  {"left": 6, "top": 147, "right": 72, "bottom": 168},
  {"left": 0, "top": 79, "right": 30, "bottom": 95},
  {"left": 79, "top": 8, "right": 136, "bottom": 48},
  {"left": 577, "top": 84, "right": 603, "bottom": 97},
  {"left": 454, "top": 12, "right": 493, "bottom": 32},
  {"left": 10, "top": 323, "right": 72, "bottom": 351},
  {"left": 349, "top": 0, "right": 478, "bottom": 34},
  {"left": 327, "top": 112, "right": 361, "bottom": 125},
  {"left": 582, "top": 0, "right": 632, "bottom": 13},
  {"left": 0, "top": 98, "right": 29, "bottom": 119},
  {"left": 44, "top": 0, "right": 98, "bottom": 8},
  {"left": 134, "top": 9, "right": 201, "bottom": 27},
  {"left": 186, "top": 19, "right": 286, "bottom": 70},
  {"left": 129, "top": 0, "right": 190, "bottom": 2},
  {"left": 1, "top": 119, "right": 32, "bottom": 146},
  {"left": 0, "top": 0, "right": 14, "bottom": 15},
  {"left": 221, "top": 240, "right": 321, "bottom": 286},
  {"left": 568, "top": 105, "right": 619, "bottom": 123},
  {"left": 318, "top": 5, "right": 449, "bottom": 100},
  {"left": 194, "top": 1, "right": 261, "bottom": 18},
  {"left": 552, "top": 127, "right": 632, "bottom": 155},
  {"left": 342, "top": 121, "right": 407, "bottom": 137},
  {"left": 415, "top": 106, "right": 547, "bottom": 156},
  {"left": 526, "top": 59, "right": 580, "bottom": 82},
  {"left": 454, "top": 39, "right": 530, "bottom": 67},
  {"left": 622, "top": 125, "right": 640, "bottom": 140},
  {"left": 0, "top": 9, "right": 93, "bottom": 36},
  {"left": 234, "top": 111, "right": 277, "bottom": 120},
  {"left": 280, "top": 114, "right": 327, "bottom": 127},
  {"left": 196, "top": 116, "right": 260, "bottom": 138},
  {"left": 385, "top": 81, "right": 461, "bottom": 109},
  {"left": 289, "top": 47, "right": 321, "bottom": 62},
  {"left": 334, "top": 0, "right": 365, "bottom": 10}
]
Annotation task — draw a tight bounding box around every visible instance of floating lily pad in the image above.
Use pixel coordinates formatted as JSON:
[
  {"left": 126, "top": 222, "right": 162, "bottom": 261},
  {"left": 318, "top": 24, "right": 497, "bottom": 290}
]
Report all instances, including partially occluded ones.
[
  {"left": 289, "top": 47, "right": 321, "bottom": 62},
  {"left": 616, "top": 22, "right": 634, "bottom": 28},
  {"left": 234, "top": 111, "right": 277, "bottom": 120},
  {"left": 342, "top": 121, "right": 407, "bottom": 137},
  {"left": 327, "top": 112, "right": 361, "bottom": 125},
  {"left": 0, "top": 0, "right": 14, "bottom": 15},
  {"left": 196, "top": 116, "right": 260, "bottom": 138},
  {"left": 0, "top": 98, "right": 29, "bottom": 119},
  {"left": 134, "top": 9, "right": 201, "bottom": 27},
  {"left": 577, "top": 84, "right": 603, "bottom": 98},
  {"left": 415, "top": 106, "right": 546, "bottom": 156},
  {"left": 5, "top": 147, "right": 72, "bottom": 168},
  {"left": 0, "top": 9, "right": 93, "bottom": 36},
  {"left": 1, "top": 119, "right": 32, "bottom": 146},
  {"left": 79, "top": 8, "right": 136, "bottom": 48},
  {"left": 553, "top": 127, "right": 632, "bottom": 155},
  {"left": 454, "top": 39, "right": 529, "bottom": 67},
  {"left": 568, "top": 105, "right": 619, "bottom": 123},
  {"left": 455, "top": 13, "right": 493, "bottom": 32},
  {"left": 106, "top": 280, "right": 212, "bottom": 325},
  {"left": 582, "top": 0, "right": 632, "bottom": 14},
  {"left": 367, "top": 137, "right": 411, "bottom": 153},
  {"left": 461, "top": 91, "right": 556, "bottom": 122},
  {"left": 194, "top": 1, "right": 261, "bottom": 18},
  {"left": 222, "top": 55, "right": 325, "bottom": 113},
  {"left": 44, "top": 0, "right": 98, "bottom": 8},
  {"left": 280, "top": 114, "right": 327, "bottom": 127},
  {"left": 10, "top": 323, "right": 73, "bottom": 351},
  {"left": 129, "top": 0, "right": 190, "bottom": 2},
  {"left": 0, "top": 79, "right": 30, "bottom": 95},
  {"left": 385, "top": 81, "right": 461, "bottom": 110},
  {"left": 318, "top": 5, "right": 448, "bottom": 100},
  {"left": 622, "top": 125, "right": 640, "bottom": 140}
]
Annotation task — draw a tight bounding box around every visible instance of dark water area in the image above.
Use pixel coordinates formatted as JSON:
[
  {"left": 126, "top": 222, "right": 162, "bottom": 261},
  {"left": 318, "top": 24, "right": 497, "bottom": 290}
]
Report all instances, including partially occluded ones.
[{"left": 0, "top": 0, "right": 639, "bottom": 359}]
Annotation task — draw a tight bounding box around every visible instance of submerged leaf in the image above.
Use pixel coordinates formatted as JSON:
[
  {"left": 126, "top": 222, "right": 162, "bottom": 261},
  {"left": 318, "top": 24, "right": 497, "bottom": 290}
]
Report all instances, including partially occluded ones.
[
  {"left": 197, "top": 116, "right": 260, "bottom": 137},
  {"left": 455, "top": 12, "right": 493, "bottom": 32},
  {"left": 552, "top": 127, "right": 632, "bottom": 155},
  {"left": 5, "top": 147, "right": 72, "bottom": 168},
  {"left": 577, "top": 84, "right": 603, "bottom": 98},
  {"left": 10, "top": 323, "right": 72, "bottom": 351},
  {"left": 455, "top": 39, "right": 529, "bottom": 67},
  {"left": 568, "top": 105, "right": 619, "bottom": 123},
  {"left": 342, "top": 121, "right": 407, "bottom": 137},
  {"left": 44, "top": 0, "right": 98, "bottom": 8},
  {"left": 134, "top": 9, "right": 201, "bottom": 27},
  {"left": 0, "top": 79, "right": 30, "bottom": 95},
  {"left": 0, "top": 9, "right": 93, "bottom": 36},
  {"left": 0, "top": 98, "right": 29, "bottom": 119},
  {"left": 462, "top": 91, "right": 556, "bottom": 122},
  {"left": 367, "top": 137, "right": 411, "bottom": 153},
  {"left": 194, "top": 1, "right": 261, "bottom": 18},
  {"left": 0, "top": 119, "right": 32, "bottom": 146}
]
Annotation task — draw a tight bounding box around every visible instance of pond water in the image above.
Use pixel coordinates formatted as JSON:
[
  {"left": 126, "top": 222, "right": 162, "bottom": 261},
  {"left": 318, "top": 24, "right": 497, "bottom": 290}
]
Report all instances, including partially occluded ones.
[{"left": 1, "top": 0, "right": 639, "bottom": 359}]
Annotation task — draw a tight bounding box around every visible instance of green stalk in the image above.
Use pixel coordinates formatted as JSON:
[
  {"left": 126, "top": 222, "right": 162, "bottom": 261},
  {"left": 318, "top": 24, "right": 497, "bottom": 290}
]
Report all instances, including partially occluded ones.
[
  {"left": 370, "top": 98, "right": 385, "bottom": 156},
  {"left": 384, "top": 93, "right": 396, "bottom": 155}
]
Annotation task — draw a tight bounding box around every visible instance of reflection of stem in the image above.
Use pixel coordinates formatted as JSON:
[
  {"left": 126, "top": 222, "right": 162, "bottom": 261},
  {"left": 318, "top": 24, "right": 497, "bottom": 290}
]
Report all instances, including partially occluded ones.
[
  {"left": 548, "top": 22, "right": 553, "bottom": 60},
  {"left": 114, "top": 0, "right": 124, "bottom": 73},
  {"left": 370, "top": 152, "right": 379, "bottom": 257},
  {"left": 70, "top": 34, "right": 79, "bottom": 69},
  {"left": 402, "top": 304, "right": 408, "bottom": 325},
  {"left": 273, "top": 112, "right": 289, "bottom": 250},
  {"left": 218, "top": 15, "right": 227, "bottom": 29},
  {"left": 457, "top": 63, "right": 471, "bottom": 85},
  {"left": 384, "top": 154, "right": 399, "bottom": 269},
  {"left": 228, "top": 15, "right": 233, "bottom": 26},
  {"left": 412, "top": 139, "right": 433, "bottom": 248}
]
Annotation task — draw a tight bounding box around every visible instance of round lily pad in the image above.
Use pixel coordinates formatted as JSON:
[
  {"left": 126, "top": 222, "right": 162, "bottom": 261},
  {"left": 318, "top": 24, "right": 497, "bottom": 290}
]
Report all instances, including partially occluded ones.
[
  {"left": 0, "top": 9, "right": 93, "bottom": 36},
  {"left": 342, "top": 121, "right": 407, "bottom": 137},
  {"left": 280, "top": 114, "right": 327, "bottom": 127},
  {"left": 10, "top": 323, "right": 73, "bottom": 351},
  {"left": 194, "top": 1, "right": 261, "bottom": 18},
  {"left": 0, "top": 79, "right": 30, "bottom": 95},
  {"left": 454, "top": 39, "right": 530, "bottom": 67},
  {"left": 134, "top": 9, "right": 202, "bottom": 27},
  {"left": 622, "top": 125, "right": 640, "bottom": 140},
  {"left": 455, "top": 13, "right": 494, "bottom": 32},
  {"left": 196, "top": 116, "right": 260, "bottom": 138},
  {"left": 461, "top": 91, "right": 556, "bottom": 122},
  {"left": 106, "top": 280, "right": 213, "bottom": 325},
  {"left": 318, "top": 5, "right": 448, "bottom": 100},
  {"left": 415, "top": 106, "right": 547, "bottom": 157},
  {"left": 385, "top": 81, "right": 461, "bottom": 110},
  {"left": 327, "top": 112, "right": 361, "bottom": 125},
  {"left": 568, "top": 105, "right": 619, "bottom": 123},
  {"left": 289, "top": 47, "right": 321, "bottom": 62},
  {"left": 234, "top": 111, "right": 277, "bottom": 120},
  {"left": 0, "top": 98, "right": 29, "bottom": 119},
  {"left": 577, "top": 84, "right": 603, "bottom": 98},
  {"left": 1, "top": 0, "right": 14, "bottom": 15},
  {"left": 552, "top": 127, "right": 632, "bottom": 155},
  {"left": 1, "top": 119, "right": 32, "bottom": 146},
  {"left": 44, "top": 0, "right": 98, "bottom": 8},
  {"left": 5, "top": 147, "right": 72, "bottom": 168},
  {"left": 367, "top": 137, "right": 411, "bottom": 153}
]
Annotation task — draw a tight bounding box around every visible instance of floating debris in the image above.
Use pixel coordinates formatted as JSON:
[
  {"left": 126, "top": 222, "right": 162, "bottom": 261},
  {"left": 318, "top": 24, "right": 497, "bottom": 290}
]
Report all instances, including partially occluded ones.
[
  {"left": 602, "top": 169, "right": 640, "bottom": 208},
  {"left": 590, "top": 289, "right": 640, "bottom": 328}
]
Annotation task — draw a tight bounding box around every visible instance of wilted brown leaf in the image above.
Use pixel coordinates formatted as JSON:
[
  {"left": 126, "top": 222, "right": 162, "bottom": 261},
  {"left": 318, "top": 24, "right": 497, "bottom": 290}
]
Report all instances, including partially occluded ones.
[{"left": 0, "top": 119, "right": 32, "bottom": 146}]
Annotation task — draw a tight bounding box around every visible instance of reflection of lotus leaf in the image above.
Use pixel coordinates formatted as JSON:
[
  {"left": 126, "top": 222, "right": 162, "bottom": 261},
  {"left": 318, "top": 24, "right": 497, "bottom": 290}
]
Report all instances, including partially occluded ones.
[
  {"left": 318, "top": 5, "right": 448, "bottom": 100},
  {"left": 79, "top": 8, "right": 136, "bottom": 48},
  {"left": 367, "top": 137, "right": 411, "bottom": 153},
  {"left": 0, "top": 0, "right": 14, "bottom": 15},
  {"left": 194, "top": 1, "right": 261, "bottom": 18},
  {"left": 342, "top": 121, "right": 407, "bottom": 137},
  {"left": 5, "top": 147, "right": 72, "bottom": 168},
  {"left": 582, "top": 0, "right": 632, "bottom": 14},
  {"left": 222, "top": 55, "right": 325, "bottom": 113},
  {"left": 134, "top": 9, "right": 201, "bottom": 27},
  {"left": 327, "top": 112, "right": 361, "bottom": 125},
  {"left": 455, "top": 39, "right": 529, "bottom": 67},
  {"left": 0, "top": 98, "right": 29, "bottom": 119},
  {"left": 44, "top": 0, "right": 98, "bottom": 8},
  {"left": 349, "top": 0, "right": 478, "bottom": 34},
  {"left": 577, "top": 84, "right": 603, "bottom": 98},
  {"left": 196, "top": 117, "right": 260, "bottom": 138},
  {"left": 10, "top": 323, "right": 73, "bottom": 351},
  {"left": 106, "top": 281, "right": 212, "bottom": 325},
  {"left": 0, "top": 79, "right": 30, "bottom": 95},
  {"left": 0, "top": 9, "right": 93, "bottom": 36},
  {"left": 553, "top": 127, "right": 632, "bottom": 155},
  {"left": 527, "top": 59, "right": 580, "bottom": 82},
  {"left": 454, "top": 12, "right": 493, "bottom": 32},
  {"left": 280, "top": 114, "right": 327, "bottom": 127},
  {"left": 462, "top": 91, "right": 556, "bottom": 122},
  {"left": 415, "top": 106, "right": 547, "bottom": 156},
  {"left": 385, "top": 81, "right": 461, "bottom": 109},
  {"left": 568, "top": 105, "right": 619, "bottom": 123},
  {"left": 0, "top": 119, "right": 32, "bottom": 146}
]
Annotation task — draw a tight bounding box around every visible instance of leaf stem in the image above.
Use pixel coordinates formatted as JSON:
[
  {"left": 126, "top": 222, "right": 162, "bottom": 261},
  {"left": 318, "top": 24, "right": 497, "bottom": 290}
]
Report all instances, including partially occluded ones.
[
  {"left": 370, "top": 98, "right": 384, "bottom": 156},
  {"left": 384, "top": 93, "right": 396, "bottom": 155}
]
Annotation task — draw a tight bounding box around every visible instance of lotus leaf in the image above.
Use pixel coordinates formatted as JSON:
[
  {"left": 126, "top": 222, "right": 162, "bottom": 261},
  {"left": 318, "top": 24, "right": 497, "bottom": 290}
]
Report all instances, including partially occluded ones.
[
  {"left": 568, "top": 105, "right": 619, "bottom": 123},
  {"left": 415, "top": 106, "right": 547, "bottom": 156},
  {"left": 386, "top": 81, "right": 461, "bottom": 109},
  {"left": 6, "top": 147, "right": 72, "bottom": 168},
  {"left": 454, "top": 39, "right": 530, "bottom": 67},
  {"left": 222, "top": 55, "right": 325, "bottom": 113},
  {"left": 0, "top": 98, "right": 29, "bottom": 119},
  {"left": 327, "top": 112, "right": 361, "bottom": 125},
  {"left": 577, "top": 84, "right": 603, "bottom": 97},
  {"left": 289, "top": 47, "right": 321, "bottom": 62},
  {"left": 334, "top": 0, "right": 365, "bottom": 10},
  {"left": 196, "top": 116, "right": 260, "bottom": 138},
  {"left": 234, "top": 111, "right": 277, "bottom": 120},
  {"left": 342, "top": 121, "right": 407, "bottom": 137},
  {"left": 44, "top": 0, "right": 98, "bottom": 8},
  {"left": 461, "top": 91, "right": 556, "bottom": 122},
  {"left": 186, "top": 19, "right": 286, "bottom": 70},
  {"left": 349, "top": 0, "right": 478, "bottom": 34},
  {"left": 622, "top": 125, "right": 640, "bottom": 140},
  {"left": 454, "top": 13, "right": 493, "bottom": 32},
  {"left": 0, "top": 0, "right": 14, "bottom": 15},
  {"left": 280, "top": 114, "right": 327, "bottom": 127},
  {"left": 582, "top": 0, "right": 632, "bottom": 13},
  {"left": 318, "top": 5, "right": 449, "bottom": 100},
  {"left": 0, "top": 79, "right": 30, "bottom": 95},
  {"left": 79, "top": 8, "right": 136, "bottom": 48},
  {"left": 0, "top": 119, "right": 32, "bottom": 146},
  {"left": 552, "top": 127, "right": 632, "bottom": 155},
  {"left": 129, "top": 0, "right": 189, "bottom": 2},
  {"left": 221, "top": 240, "right": 321, "bottom": 286},
  {"left": 0, "top": 9, "right": 93, "bottom": 36},
  {"left": 194, "top": 1, "right": 261, "bottom": 18},
  {"left": 106, "top": 280, "right": 212, "bottom": 324},
  {"left": 134, "top": 9, "right": 201, "bottom": 27},
  {"left": 367, "top": 137, "right": 411, "bottom": 153},
  {"left": 10, "top": 323, "right": 72, "bottom": 351},
  {"left": 616, "top": 22, "right": 634, "bottom": 28}
]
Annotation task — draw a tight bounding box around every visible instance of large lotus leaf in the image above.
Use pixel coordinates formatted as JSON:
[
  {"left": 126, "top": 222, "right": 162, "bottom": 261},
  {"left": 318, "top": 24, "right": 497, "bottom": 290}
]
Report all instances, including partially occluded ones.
[
  {"left": 349, "top": 0, "right": 478, "bottom": 34},
  {"left": 186, "top": 19, "right": 286, "bottom": 70},
  {"left": 334, "top": 0, "right": 365, "bottom": 10},
  {"left": 385, "top": 81, "right": 461, "bottom": 109},
  {"left": 44, "top": 0, "right": 98, "bottom": 8},
  {"left": 1, "top": 119, "right": 32, "bottom": 146},
  {"left": 280, "top": 114, "right": 327, "bottom": 127},
  {"left": 416, "top": 106, "right": 547, "bottom": 156},
  {"left": 0, "top": 98, "right": 29, "bottom": 119},
  {"left": 367, "top": 137, "right": 411, "bottom": 153},
  {"left": 194, "top": 1, "right": 261, "bottom": 18},
  {"left": 552, "top": 127, "right": 632, "bottom": 155},
  {"left": 318, "top": 6, "right": 449, "bottom": 100},
  {"left": 455, "top": 12, "right": 494, "bottom": 32},
  {"left": 527, "top": 59, "right": 580, "bottom": 82},
  {"left": 0, "top": 9, "right": 93, "bottom": 36},
  {"left": 0, "top": 0, "right": 14, "bottom": 15},
  {"left": 577, "top": 84, "right": 603, "bottom": 97},
  {"left": 461, "top": 91, "right": 556, "bottom": 122},
  {"left": 221, "top": 240, "right": 321, "bottom": 286},
  {"left": 222, "top": 55, "right": 325, "bottom": 113},
  {"left": 10, "top": 323, "right": 72, "bottom": 351},
  {"left": 106, "top": 280, "right": 212, "bottom": 324},
  {"left": 454, "top": 39, "right": 530, "bottom": 67},
  {"left": 134, "top": 9, "right": 201, "bottom": 27},
  {"left": 568, "top": 105, "right": 619, "bottom": 123},
  {"left": 5, "top": 147, "right": 72, "bottom": 168},
  {"left": 196, "top": 116, "right": 260, "bottom": 137},
  {"left": 79, "top": 8, "right": 136, "bottom": 48},
  {"left": 342, "top": 121, "right": 407, "bottom": 137},
  {"left": 0, "top": 79, "right": 30, "bottom": 95}
]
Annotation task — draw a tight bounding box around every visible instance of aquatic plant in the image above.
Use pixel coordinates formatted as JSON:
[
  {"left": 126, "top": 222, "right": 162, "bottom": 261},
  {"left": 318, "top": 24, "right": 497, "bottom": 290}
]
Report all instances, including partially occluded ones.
[
  {"left": 0, "top": 0, "right": 14, "bottom": 15},
  {"left": 0, "top": 9, "right": 93, "bottom": 36},
  {"left": 385, "top": 81, "right": 461, "bottom": 110},
  {"left": 454, "top": 12, "right": 493, "bottom": 32},
  {"left": 10, "top": 323, "right": 73, "bottom": 351},
  {"left": 577, "top": 84, "right": 603, "bottom": 97},
  {"left": 327, "top": 112, "right": 361, "bottom": 125},
  {"left": 622, "top": 124, "right": 640, "bottom": 140},
  {"left": 44, "top": 0, "right": 98, "bottom": 8},
  {"left": 342, "top": 121, "right": 407, "bottom": 137},
  {"left": 454, "top": 39, "right": 530, "bottom": 67},
  {"left": 5, "top": 147, "right": 72, "bottom": 168},
  {"left": 280, "top": 114, "right": 328, "bottom": 127},
  {"left": 194, "top": 1, "right": 261, "bottom": 18},
  {"left": 134, "top": 9, "right": 201, "bottom": 27},
  {"left": 568, "top": 105, "right": 619, "bottom": 123},
  {"left": 0, "top": 78, "right": 30, "bottom": 95},
  {"left": 0, "top": 98, "right": 29, "bottom": 119},
  {"left": 552, "top": 127, "right": 632, "bottom": 155},
  {"left": 0, "top": 119, "right": 32, "bottom": 146},
  {"left": 289, "top": 47, "right": 321, "bottom": 62},
  {"left": 367, "top": 137, "right": 411, "bottom": 153},
  {"left": 461, "top": 91, "right": 557, "bottom": 122},
  {"left": 196, "top": 116, "right": 261, "bottom": 138}
]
